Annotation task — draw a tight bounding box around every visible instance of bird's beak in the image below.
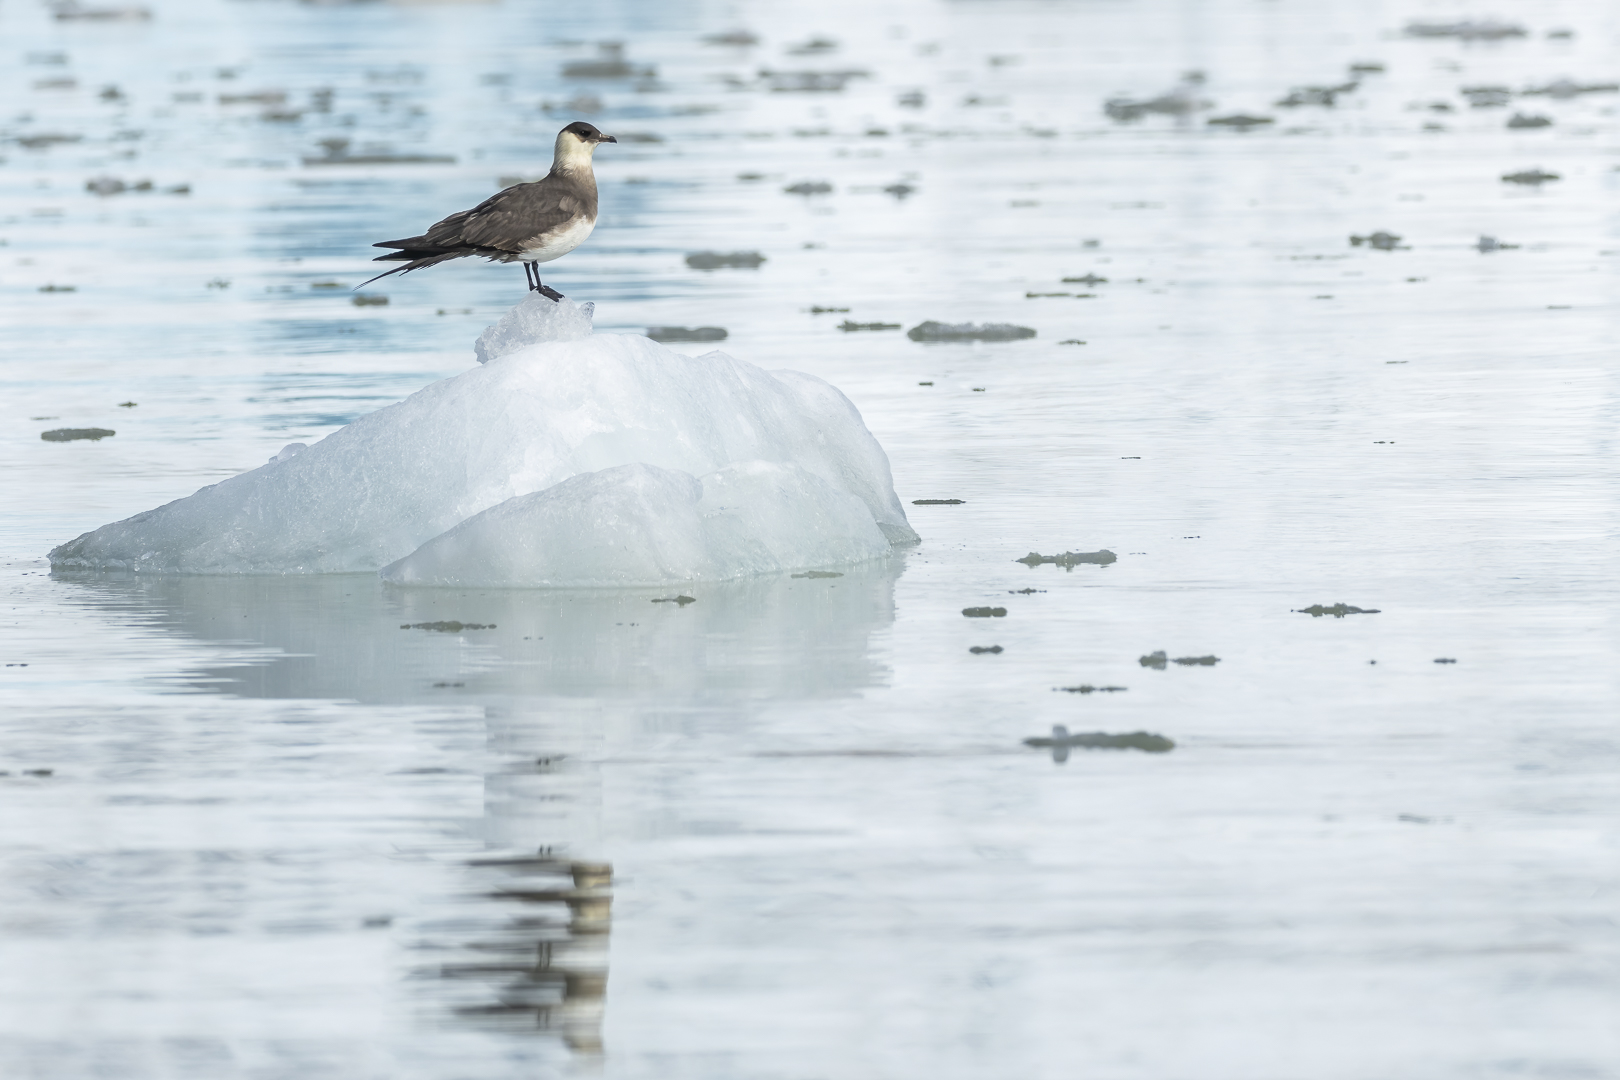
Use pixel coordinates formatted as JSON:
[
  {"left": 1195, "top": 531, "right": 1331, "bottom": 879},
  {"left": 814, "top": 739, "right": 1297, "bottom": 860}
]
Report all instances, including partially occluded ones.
[{"left": 598, "top": 134, "right": 617, "bottom": 144}]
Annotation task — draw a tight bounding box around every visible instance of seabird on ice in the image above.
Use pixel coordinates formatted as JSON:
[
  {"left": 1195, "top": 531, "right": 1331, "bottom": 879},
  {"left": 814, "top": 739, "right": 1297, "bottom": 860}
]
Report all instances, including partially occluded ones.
[{"left": 361, "top": 121, "right": 616, "bottom": 300}]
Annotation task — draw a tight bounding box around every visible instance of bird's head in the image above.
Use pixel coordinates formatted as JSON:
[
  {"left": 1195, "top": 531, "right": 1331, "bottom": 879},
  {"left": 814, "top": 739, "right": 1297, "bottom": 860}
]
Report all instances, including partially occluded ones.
[{"left": 555, "top": 121, "right": 617, "bottom": 168}]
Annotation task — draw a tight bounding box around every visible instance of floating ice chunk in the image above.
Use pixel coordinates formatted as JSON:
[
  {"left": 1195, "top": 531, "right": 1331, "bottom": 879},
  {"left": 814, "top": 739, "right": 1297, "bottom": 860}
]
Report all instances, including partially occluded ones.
[
  {"left": 269, "top": 442, "right": 306, "bottom": 463},
  {"left": 51, "top": 315, "right": 916, "bottom": 577},
  {"left": 474, "top": 293, "right": 596, "bottom": 364},
  {"left": 382, "top": 461, "right": 890, "bottom": 587}
]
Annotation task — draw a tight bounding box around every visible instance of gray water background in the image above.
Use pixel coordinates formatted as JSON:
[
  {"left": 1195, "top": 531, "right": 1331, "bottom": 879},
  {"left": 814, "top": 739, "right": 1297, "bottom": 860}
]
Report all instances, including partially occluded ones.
[{"left": 2, "top": 0, "right": 1617, "bottom": 1076}]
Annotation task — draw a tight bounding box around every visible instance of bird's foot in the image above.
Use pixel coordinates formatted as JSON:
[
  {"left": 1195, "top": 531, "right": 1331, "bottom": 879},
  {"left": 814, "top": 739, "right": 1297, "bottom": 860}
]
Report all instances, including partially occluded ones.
[{"left": 537, "top": 284, "right": 564, "bottom": 302}]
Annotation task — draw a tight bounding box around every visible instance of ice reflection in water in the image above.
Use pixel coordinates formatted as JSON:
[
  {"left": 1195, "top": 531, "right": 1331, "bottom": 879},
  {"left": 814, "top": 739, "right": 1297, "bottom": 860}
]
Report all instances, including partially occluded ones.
[
  {"left": 39, "top": 560, "right": 900, "bottom": 1061},
  {"left": 59, "top": 563, "right": 898, "bottom": 704}
]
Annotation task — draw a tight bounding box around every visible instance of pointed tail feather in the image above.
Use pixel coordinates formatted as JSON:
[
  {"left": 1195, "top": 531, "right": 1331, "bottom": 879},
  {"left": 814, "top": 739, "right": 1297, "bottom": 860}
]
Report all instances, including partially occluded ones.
[
  {"left": 356, "top": 263, "right": 411, "bottom": 289},
  {"left": 354, "top": 249, "right": 469, "bottom": 289}
]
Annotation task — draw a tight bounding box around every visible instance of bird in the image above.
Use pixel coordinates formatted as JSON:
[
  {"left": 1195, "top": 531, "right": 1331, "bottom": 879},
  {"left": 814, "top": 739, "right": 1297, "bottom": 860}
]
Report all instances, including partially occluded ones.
[{"left": 361, "top": 121, "right": 616, "bottom": 300}]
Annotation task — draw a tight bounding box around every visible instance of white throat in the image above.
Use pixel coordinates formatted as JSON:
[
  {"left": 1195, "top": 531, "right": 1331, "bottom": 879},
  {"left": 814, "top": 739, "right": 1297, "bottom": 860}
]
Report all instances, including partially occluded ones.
[{"left": 553, "top": 133, "right": 596, "bottom": 173}]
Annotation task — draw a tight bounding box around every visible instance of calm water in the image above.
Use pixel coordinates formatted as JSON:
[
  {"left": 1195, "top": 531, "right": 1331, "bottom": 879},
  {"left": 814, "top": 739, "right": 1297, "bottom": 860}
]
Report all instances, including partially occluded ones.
[{"left": 3, "top": 0, "right": 1618, "bottom": 1076}]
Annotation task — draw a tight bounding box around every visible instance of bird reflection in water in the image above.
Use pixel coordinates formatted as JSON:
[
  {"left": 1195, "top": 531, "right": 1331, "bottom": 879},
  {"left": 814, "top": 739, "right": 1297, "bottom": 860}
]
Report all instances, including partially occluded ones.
[{"left": 433, "top": 856, "right": 613, "bottom": 1052}]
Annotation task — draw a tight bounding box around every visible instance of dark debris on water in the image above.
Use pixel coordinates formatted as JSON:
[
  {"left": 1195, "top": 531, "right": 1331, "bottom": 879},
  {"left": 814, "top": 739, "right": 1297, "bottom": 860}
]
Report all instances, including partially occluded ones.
[
  {"left": 685, "top": 251, "right": 766, "bottom": 270},
  {"left": 1025, "top": 725, "right": 1174, "bottom": 760},
  {"left": 962, "top": 607, "right": 1007, "bottom": 618},
  {"left": 1404, "top": 19, "right": 1526, "bottom": 41},
  {"left": 41, "top": 428, "right": 114, "bottom": 442},
  {"left": 1055, "top": 685, "right": 1127, "bottom": 694},
  {"left": 647, "top": 326, "right": 727, "bottom": 342},
  {"left": 907, "top": 321, "right": 1036, "bottom": 342},
  {"left": 1351, "top": 231, "right": 1404, "bottom": 250},
  {"left": 1502, "top": 169, "right": 1560, "bottom": 185},
  {"left": 1276, "top": 82, "right": 1358, "bottom": 108},
  {"left": 1016, "top": 550, "right": 1116, "bottom": 568},
  {"left": 969, "top": 645, "right": 1002, "bottom": 654},
  {"left": 400, "top": 621, "right": 495, "bottom": 632},
  {"left": 1295, "top": 603, "right": 1381, "bottom": 617},
  {"left": 652, "top": 596, "right": 697, "bottom": 605},
  {"left": 1139, "top": 651, "right": 1220, "bottom": 668}
]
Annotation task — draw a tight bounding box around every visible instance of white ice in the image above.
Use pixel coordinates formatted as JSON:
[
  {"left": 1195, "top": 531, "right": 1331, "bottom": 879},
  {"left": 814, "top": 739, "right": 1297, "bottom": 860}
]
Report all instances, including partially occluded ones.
[
  {"left": 381, "top": 461, "right": 891, "bottom": 587},
  {"left": 474, "top": 294, "right": 595, "bottom": 364},
  {"left": 49, "top": 294, "right": 917, "bottom": 584}
]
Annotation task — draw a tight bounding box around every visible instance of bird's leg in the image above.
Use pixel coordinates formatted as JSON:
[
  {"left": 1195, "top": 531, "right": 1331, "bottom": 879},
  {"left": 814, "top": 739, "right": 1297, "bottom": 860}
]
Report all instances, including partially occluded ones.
[{"left": 523, "top": 262, "right": 538, "bottom": 292}]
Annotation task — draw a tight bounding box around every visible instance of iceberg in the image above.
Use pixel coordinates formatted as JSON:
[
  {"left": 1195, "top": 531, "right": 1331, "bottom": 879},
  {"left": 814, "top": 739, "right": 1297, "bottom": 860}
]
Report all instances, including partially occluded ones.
[{"left": 50, "top": 294, "right": 918, "bottom": 586}]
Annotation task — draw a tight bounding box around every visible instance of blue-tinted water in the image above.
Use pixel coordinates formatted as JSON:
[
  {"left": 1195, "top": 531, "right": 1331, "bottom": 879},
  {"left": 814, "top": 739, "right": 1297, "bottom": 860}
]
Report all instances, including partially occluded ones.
[{"left": 3, "top": 0, "right": 1617, "bottom": 1076}]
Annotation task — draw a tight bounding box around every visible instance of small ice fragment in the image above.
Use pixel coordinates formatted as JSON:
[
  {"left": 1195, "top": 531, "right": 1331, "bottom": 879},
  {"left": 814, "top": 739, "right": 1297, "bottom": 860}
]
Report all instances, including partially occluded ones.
[
  {"left": 474, "top": 294, "right": 595, "bottom": 363},
  {"left": 269, "top": 443, "right": 307, "bottom": 464}
]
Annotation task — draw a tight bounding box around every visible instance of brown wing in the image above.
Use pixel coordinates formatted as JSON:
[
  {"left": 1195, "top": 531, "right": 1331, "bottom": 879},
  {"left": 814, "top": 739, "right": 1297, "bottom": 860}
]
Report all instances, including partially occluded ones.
[
  {"left": 371, "top": 182, "right": 584, "bottom": 257},
  {"left": 453, "top": 182, "right": 586, "bottom": 251}
]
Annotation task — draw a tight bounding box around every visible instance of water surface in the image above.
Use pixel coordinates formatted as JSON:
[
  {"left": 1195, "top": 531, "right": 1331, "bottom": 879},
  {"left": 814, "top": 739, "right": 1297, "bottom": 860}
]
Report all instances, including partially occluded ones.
[{"left": 3, "top": 0, "right": 1617, "bottom": 1076}]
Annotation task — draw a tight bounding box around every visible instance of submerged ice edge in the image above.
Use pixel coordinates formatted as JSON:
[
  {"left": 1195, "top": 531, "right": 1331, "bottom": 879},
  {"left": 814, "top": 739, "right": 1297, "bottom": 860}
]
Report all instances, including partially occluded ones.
[
  {"left": 380, "top": 461, "right": 903, "bottom": 589},
  {"left": 49, "top": 300, "right": 918, "bottom": 583}
]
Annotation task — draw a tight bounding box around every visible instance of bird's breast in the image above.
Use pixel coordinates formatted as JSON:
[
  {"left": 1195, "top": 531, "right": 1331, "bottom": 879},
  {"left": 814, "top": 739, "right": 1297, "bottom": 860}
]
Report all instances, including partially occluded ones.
[{"left": 520, "top": 215, "right": 596, "bottom": 264}]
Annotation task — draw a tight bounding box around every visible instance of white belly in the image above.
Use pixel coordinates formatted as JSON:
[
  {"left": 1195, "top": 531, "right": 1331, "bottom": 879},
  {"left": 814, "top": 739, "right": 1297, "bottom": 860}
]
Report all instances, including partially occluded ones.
[{"left": 520, "top": 215, "right": 595, "bottom": 264}]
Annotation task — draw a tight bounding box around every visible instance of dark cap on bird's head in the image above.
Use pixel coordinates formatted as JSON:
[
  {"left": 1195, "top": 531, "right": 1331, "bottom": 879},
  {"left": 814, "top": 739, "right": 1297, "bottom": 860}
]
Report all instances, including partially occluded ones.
[{"left": 562, "top": 121, "right": 616, "bottom": 144}]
